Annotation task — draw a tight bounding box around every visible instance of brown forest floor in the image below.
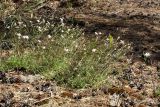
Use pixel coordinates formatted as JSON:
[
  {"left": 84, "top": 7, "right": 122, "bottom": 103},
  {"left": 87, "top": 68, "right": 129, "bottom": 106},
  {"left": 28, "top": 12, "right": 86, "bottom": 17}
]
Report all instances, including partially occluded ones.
[{"left": 0, "top": 0, "right": 160, "bottom": 106}]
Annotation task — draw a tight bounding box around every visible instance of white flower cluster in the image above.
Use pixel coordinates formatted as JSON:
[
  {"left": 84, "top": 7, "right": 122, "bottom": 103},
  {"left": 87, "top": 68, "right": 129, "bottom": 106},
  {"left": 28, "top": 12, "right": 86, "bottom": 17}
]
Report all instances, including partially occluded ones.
[
  {"left": 143, "top": 52, "right": 151, "bottom": 57},
  {"left": 64, "top": 48, "right": 69, "bottom": 52},
  {"left": 16, "top": 33, "right": 29, "bottom": 40},
  {"left": 48, "top": 35, "right": 51, "bottom": 39},
  {"left": 22, "top": 36, "right": 29, "bottom": 40},
  {"left": 119, "top": 40, "right": 125, "bottom": 45},
  {"left": 92, "top": 49, "right": 96, "bottom": 52},
  {"left": 95, "top": 32, "right": 102, "bottom": 35}
]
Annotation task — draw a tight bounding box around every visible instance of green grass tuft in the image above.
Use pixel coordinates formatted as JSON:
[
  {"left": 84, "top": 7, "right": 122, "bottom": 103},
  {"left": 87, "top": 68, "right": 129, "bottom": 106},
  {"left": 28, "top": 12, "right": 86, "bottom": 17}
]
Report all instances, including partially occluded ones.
[{"left": 0, "top": 1, "right": 131, "bottom": 89}]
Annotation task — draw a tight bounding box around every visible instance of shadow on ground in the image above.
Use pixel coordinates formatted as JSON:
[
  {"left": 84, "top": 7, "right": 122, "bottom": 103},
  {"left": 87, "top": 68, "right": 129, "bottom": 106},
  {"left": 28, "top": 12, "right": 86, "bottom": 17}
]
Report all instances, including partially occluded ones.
[{"left": 38, "top": 0, "right": 160, "bottom": 62}]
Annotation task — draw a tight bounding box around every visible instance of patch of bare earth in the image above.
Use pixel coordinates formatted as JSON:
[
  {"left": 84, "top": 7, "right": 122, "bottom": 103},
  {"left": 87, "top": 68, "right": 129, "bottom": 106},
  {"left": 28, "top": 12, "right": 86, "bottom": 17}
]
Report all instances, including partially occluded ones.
[{"left": 0, "top": 60, "right": 160, "bottom": 106}]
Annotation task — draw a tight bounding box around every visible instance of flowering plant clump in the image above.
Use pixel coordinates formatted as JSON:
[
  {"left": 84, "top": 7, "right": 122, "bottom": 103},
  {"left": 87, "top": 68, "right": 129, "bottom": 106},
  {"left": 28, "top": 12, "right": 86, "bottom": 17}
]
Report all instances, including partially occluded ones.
[{"left": 0, "top": 0, "right": 131, "bottom": 89}]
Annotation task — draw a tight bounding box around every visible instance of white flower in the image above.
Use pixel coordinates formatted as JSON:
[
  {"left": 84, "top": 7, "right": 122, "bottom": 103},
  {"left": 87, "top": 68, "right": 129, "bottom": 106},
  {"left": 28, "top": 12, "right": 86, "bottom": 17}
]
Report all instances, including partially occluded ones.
[
  {"left": 60, "top": 17, "right": 64, "bottom": 26},
  {"left": 127, "top": 45, "right": 131, "bottom": 49},
  {"left": 60, "top": 17, "right": 64, "bottom": 23},
  {"left": 18, "top": 21, "right": 23, "bottom": 25},
  {"left": 144, "top": 52, "right": 151, "bottom": 57},
  {"left": 7, "top": 26, "right": 10, "bottom": 29},
  {"left": 68, "top": 29, "right": 71, "bottom": 32},
  {"left": 37, "top": 40, "right": 41, "bottom": 43},
  {"left": 42, "top": 46, "right": 46, "bottom": 49},
  {"left": 37, "top": 19, "right": 40, "bottom": 23},
  {"left": 92, "top": 49, "right": 96, "bottom": 52},
  {"left": 23, "top": 24, "right": 26, "bottom": 27},
  {"left": 98, "top": 32, "right": 102, "bottom": 35},
  {"left": 73, "top": 67, "right": 78, "bottom": 70},
  {"left": 75, "top": 44, "right": 78, "bottom": 48},
  {"left": 16, "top": 33, "right": 21, "bottom": 37},
  {"left": 95, "top": 32, "right": 98, "bottom": 35},
  {"left": 50, "top": 2, "right": 53, "bottom": 5},
  {"left": 61, "top": 35, "right": 64, "bottom": 38},
  {"left": 64, "top": 48, "right": 69, "bottom": 52},
  {"left": 120, "top": 40, "right": 125, "bottom": 45},
  {"left": 38, "top": 26, "right": 42, "bottom": 31},
  {"left": 22, "top": 35, "right": 29, "bottom": 40},
  {"left": 117, "top": 36, "right": 120, "bottom": 40},
  {"left": 48, "top": 35, "right": 52, "bottom": 39},
  {"left": 51, "top": 24, "right": 54, "bottom": 27},
  {"left": 16, "top": 33, "right": 22, "bottom": 39},
  {"left": 127, "top": 59, "right": 132, "bottom": 63}
]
